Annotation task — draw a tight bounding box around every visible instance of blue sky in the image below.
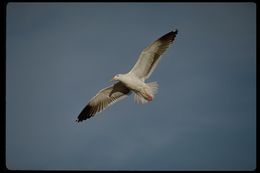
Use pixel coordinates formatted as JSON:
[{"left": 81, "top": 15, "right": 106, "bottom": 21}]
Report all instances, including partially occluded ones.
[{"left": 6, "top": 3, "right": 256, "bottom": 171}]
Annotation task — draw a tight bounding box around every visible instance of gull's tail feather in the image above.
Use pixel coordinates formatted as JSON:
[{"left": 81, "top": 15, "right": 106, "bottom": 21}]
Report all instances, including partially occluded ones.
[
  {"left": 134, "top": 92, "right": 149, "bottom": 104},
  {"left": 147, "top": 81, "right": 159, "bottom": 96},
  {"left": 134, "top": 81, "right": 159, "bottom": 104}
]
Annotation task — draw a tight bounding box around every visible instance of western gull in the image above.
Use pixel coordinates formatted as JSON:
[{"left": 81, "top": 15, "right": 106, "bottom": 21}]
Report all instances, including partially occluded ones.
[{"left": 76, "top": 29, "right": 178, "bottom": 122}]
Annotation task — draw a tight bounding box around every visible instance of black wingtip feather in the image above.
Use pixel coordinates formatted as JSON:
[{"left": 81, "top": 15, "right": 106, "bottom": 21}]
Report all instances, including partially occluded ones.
[
  {"left": 76, "top": 104, "right": 93, "bottom": 122},
  {"left": 166, "top": 29, "right": 178, "bottom": 43},
  {"left": 173, "top": 29, "right": 178, "bottom": 35}
]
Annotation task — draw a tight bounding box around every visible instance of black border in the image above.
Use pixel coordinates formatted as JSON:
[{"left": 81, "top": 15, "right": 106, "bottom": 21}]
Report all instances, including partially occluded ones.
[{"left": 1, "top": 1, "right": 257, "bottom": 172}]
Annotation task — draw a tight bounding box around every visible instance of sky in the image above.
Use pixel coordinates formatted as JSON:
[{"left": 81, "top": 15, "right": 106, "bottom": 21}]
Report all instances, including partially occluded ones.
[{"left": 6, "top": 2, "right": 256, "bottom": 171}]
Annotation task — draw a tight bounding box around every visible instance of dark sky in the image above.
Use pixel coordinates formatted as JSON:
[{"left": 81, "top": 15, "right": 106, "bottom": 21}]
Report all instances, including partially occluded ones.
[{"left": 6, "top": 3, "right": 256, "bottom": 170}]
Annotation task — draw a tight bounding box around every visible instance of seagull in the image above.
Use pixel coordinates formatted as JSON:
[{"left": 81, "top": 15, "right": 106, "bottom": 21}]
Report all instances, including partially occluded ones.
[{"left": 76, "top": 29, "right": 178, "bottom": 122}]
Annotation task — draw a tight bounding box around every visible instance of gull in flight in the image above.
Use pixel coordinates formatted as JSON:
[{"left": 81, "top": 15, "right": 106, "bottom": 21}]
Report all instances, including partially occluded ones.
[{"left": 76, "top": 29, "right": 178, "bottom": 122}]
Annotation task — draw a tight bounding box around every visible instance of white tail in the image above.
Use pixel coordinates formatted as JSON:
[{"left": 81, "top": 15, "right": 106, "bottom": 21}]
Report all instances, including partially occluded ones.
[
  {"left": 147, "top": 81, "right": 159, "bottom": 95},
  {"left": 134, "top": 92, "right": 149, "bottom": 104},
  {"left": 134, "top": 81, "right": 159, "bottom": 104}
]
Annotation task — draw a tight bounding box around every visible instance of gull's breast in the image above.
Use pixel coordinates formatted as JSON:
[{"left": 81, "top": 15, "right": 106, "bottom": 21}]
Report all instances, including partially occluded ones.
[{"left": 121, "top": 75, "right": 146, "bottom": 92}]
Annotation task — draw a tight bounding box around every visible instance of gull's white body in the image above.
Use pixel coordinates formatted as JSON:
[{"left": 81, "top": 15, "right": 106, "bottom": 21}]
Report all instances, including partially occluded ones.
[
  {"left": 114, "top": 73, "right": 158, "bottom": 103},
  {"left": 76, "top": 29, "right": 178, "bottom": 122},
  {"left": 115, "top": 73, "right": 145, "bottom": 91}
]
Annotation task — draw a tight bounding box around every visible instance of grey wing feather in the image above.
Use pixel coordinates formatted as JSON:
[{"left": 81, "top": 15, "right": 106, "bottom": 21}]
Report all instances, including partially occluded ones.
[
  {"left": 76, "top": 82, "right": 131, "bottom": 122},
  {"left": 129, "top": 30, "right": 178, "bottom": 80}
]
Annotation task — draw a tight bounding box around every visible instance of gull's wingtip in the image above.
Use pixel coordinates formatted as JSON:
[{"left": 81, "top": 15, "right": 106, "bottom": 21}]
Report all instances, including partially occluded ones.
[{"left": 173, "top": 29, "right": 178, "bottom": 35}]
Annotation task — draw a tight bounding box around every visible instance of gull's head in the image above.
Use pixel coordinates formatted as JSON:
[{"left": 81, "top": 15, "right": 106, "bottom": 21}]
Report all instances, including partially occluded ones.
[{"left": 110, "top": 74, "right": 122, "bottom": 82}]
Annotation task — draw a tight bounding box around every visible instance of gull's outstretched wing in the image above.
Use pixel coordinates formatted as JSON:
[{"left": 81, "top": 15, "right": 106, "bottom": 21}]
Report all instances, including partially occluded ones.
[
  {"left": 129, "top": 30, "right": 178, "bottom": 80},
  {"left": 76, "top": 82, "right": 131, "bottom": 122}
]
